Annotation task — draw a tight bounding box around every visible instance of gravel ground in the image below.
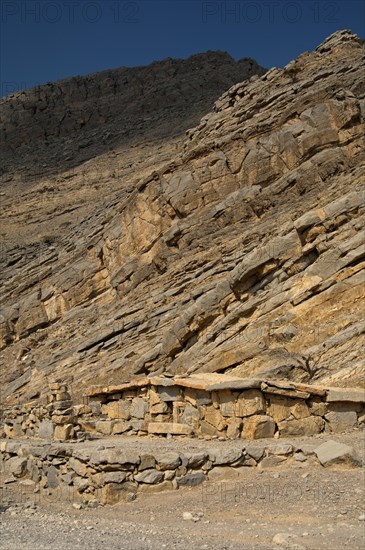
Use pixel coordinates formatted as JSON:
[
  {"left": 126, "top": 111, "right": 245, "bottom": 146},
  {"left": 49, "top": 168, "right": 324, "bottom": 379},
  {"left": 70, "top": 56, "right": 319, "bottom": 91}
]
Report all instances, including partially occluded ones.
[{"left": 1, "top": 432, "right": 365, "bottom": 549}]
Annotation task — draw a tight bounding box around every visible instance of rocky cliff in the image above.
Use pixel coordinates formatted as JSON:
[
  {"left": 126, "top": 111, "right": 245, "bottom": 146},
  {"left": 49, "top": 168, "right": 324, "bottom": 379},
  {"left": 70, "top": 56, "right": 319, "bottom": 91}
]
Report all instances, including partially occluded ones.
[
  {"left": 1, "top": 30, "right": 364, "bottom": 407},
  {"left": 0, "top": 51, "right": 265, "bottom": 179}
]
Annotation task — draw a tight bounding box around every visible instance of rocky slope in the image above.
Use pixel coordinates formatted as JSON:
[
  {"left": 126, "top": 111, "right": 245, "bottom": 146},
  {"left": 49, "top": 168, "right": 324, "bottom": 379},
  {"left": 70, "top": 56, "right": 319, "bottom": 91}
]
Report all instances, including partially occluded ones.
[
  {"left": 0, "top": 51, "right": 265, "bottom": 179},
  {"left": 0, "top": 30, "right": 364, "bottom": 407}
]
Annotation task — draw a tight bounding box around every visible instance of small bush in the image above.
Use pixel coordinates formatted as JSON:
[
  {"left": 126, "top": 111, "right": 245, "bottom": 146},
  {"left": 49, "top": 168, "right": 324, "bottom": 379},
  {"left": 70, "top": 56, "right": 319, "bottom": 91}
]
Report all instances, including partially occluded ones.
[
  {"left": 284, "top": 64, "right": 302, "bottom": 81},
  {"left": 41, "top": 235, "right": 57, "bottom": 245}
]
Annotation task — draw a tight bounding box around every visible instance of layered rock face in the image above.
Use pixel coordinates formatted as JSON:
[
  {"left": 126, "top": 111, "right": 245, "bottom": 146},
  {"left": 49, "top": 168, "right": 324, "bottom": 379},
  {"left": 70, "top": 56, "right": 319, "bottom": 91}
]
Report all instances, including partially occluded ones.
[
  {"left": 0, "top": 30, "right": 364, "bottom": 407},
  {"left": 0, "top": 51, "right": 265, "bottom": 178}
]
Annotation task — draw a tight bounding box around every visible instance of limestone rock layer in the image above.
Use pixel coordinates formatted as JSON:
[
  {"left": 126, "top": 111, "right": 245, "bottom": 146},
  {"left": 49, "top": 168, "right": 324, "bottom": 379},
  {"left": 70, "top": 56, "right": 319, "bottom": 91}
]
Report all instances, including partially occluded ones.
[{"left": 0, "top": 30, "right": 364, "bottom": 405}]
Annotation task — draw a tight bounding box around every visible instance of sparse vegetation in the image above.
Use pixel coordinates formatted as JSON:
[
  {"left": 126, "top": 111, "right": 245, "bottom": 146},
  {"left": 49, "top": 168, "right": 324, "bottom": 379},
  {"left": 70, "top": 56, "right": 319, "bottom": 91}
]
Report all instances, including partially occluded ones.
[
  {"left": 41, "top": 234, "right": 57, "bottom": 245},
  {"left": 284, "top": 63, "right": 302, "bottom": 81}
]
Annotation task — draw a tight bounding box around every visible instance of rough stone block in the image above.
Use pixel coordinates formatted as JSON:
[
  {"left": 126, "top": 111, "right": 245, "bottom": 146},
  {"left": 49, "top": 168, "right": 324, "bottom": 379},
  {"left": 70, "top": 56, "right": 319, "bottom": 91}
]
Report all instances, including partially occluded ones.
[
  {"left": 104, "top": 472, "right": 127, "bottom": 484},
  {"left": 101, "top": 400, "right": 131, "bottom": 420},
  {"left": 199, "top": 420, "right": 219, "bottom": 436},
  {"left": 181, "top": 402, "right": 200, "bottom": 429},
  {"left": 315, "top": 440, "right": 362, "bottom": 468},
  {"left": 226, "top": 418, "right": 242, "bottom": 439},
  {"left": 242, "top": 415, "right": 276, "bottom": 440},
  {"left": 326, "top": 388, "right": 365, "bottom": 403},
  {"left": 6, "top": 457, "right": 27, "bottom": 478},
  {"left": 68, "top": 457, "right": 91, "bottom": 477},
  {"left": 101, "top": 481, "right": 137, "bottom": 505},
  {"left": 155, "top": 451, "right": 181, "bottom": 470},
  {"left": 308, "top": 399, "right": 328, "bottom": 416},
  {"left": 53, "top": 424, "right": 73, "bottom": 441},
  {"left": 38, "top": 420, "right": 54, "bottom": 439},
  {"left": 148, "top": 388, "right": 161, "bottom": 405},
  {"left": 177, "top": 472, "right": 205, "bottom": 487},
  {"left": 210, "top": 447, "right": 243, "bottom": 465},
  {"left": 112, "top": 421, "right": 131, "bottom": 434},
  {"left": 259, "top": 455, "right": 287, "bottom": 468},
  {"left": 53, "top": 400, "right": 73, "bottom": 410},
  {"left": 325, "top": 410, "right": 357, "bottom": 432},
  {"left": 278, "top": 416, "right": 324, "bottom": 436},
  {"left": 184, "top": 388, "right": 212, "bottom": 406},
  {"left": 139, "top": 454, "right": 156, "bottom": 471},
  {"left": 131, "top": 397, "right": 149, "bottom": 419},
  {"left": 95, "top": 420, "right": 114, "bottom": 435},
  {"left": 219, "top": 389, "right": 235, "bottom": 417},
  {"left": 147, "top": 422, "right": 193, "bottom": 435},
  {"left": 150, "top": 402, "right": 169, "bottom": 414},
  {"left": 205, "top": 406, "right": 226, "bottom": 430},
  {"left": 235, "top": 389, "right": 266, "bottom": 417},
  {"left": 186, "top": 452, "right": 208, "bottom": 468},
  {"left": 134, "top": 469, "right": 164, "bottom": 484},
  {"left": 90, "top": 449, "right": 140, "bottom": 467},
  {"left": 158, "top": 386, "right": 181, "bottom": 402},
  {"left": 268, "top": 396, "right": 310, "bottom": 423}
]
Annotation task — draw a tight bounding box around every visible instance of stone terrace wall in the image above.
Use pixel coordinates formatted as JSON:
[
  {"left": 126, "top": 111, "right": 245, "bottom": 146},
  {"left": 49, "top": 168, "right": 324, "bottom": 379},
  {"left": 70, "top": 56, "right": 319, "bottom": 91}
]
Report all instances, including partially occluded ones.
[
  {"left": 2, "top": 375, "right": 364, "bottom": 442},
  {"left": 84, "top": 375, "right": 365, "bottom": 440},
  {"left": 0, "top": 438, "right": 362, "bottom": 506},
  {"left": 1, "top": 383, "right": 90, "bottom": 442}
]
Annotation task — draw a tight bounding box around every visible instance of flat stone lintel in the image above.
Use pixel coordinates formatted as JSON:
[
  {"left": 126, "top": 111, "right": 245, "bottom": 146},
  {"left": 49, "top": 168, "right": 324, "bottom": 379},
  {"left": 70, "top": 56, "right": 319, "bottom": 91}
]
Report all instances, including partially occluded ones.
[
  {"left": 86, "top": 377, "right": 150, "bottom": 397},
  {"left": 326, "top": 387, "right": 365, "bottom": 403},
  {"left": 85, "top": 375, "right": 361, "bottom": 403},
  {"left": 261, "top": 382, "right": 310, "bottom": 400},
  {"left": 174, "top": 374, "right": 261, "bottom": 392}
]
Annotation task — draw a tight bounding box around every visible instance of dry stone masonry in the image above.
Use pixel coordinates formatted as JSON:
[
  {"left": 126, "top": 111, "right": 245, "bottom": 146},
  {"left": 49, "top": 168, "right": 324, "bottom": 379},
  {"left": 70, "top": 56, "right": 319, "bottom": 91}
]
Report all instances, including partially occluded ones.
[
  {"left": 0, "top": 436, "right": 362, "bottom": 506},
  {"left": 2, "top": 375, "right": 364, "bottom": 442},
  {"left": 84, "top": 374, "right": 365, "bottom": 439}
]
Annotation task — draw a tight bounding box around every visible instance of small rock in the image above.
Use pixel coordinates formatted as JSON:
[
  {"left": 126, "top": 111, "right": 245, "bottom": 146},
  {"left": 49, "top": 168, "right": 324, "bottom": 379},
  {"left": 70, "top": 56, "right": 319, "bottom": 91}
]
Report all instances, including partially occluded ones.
[{"left": 183, "top": 511, "right": 201, "bottom": 522}]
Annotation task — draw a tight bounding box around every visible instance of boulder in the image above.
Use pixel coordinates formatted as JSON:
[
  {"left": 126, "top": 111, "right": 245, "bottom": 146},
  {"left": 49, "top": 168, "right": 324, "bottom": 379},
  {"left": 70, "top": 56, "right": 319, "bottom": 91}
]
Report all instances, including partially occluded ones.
[
  {"left": 155, "top": 451, "right": 181, "bottom": 470},
  {"left": 210, "top": 447, "right": 243, "bottom": 465},
  {"left": 6, "top": 457, "right": 27, "bottom": 478},
  {"left": 134, "top": 469, "right": 164, "bottom": 484},
  {"left": 314, "top": 440, "right": 362, "bottom": 468},
  {"left": 177, "top": 472, "right": 205, "bottom": 487}
]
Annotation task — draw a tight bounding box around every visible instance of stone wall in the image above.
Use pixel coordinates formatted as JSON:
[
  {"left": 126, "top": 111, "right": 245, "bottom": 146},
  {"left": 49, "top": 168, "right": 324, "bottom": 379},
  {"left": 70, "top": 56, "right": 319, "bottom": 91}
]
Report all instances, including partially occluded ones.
[
  {"left": 0, "top": 438, "right": 361, "bottom": 506},
  {"left": 1, "top": 383, "right": 90, "bottom": 441},
  {"left": 85, "top": 375, "right": 365, "bottom": 439},
  {"left": 2, "top": 375, "right": 364, "bottom": 442}
]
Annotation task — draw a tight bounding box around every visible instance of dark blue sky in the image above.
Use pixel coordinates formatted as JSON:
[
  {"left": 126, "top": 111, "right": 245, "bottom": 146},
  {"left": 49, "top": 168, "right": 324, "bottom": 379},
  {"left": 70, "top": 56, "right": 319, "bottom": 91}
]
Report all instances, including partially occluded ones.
[{"left": 1, "top": 0, "right": 364, "bottom": 97}]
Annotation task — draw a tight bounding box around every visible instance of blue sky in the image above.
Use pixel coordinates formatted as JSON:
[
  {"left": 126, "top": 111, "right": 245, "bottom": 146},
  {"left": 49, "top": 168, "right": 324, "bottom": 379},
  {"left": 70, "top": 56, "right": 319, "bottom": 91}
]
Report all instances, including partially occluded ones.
[{"left": 1, "top": 0, "right": 364, "bottom": 97}]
